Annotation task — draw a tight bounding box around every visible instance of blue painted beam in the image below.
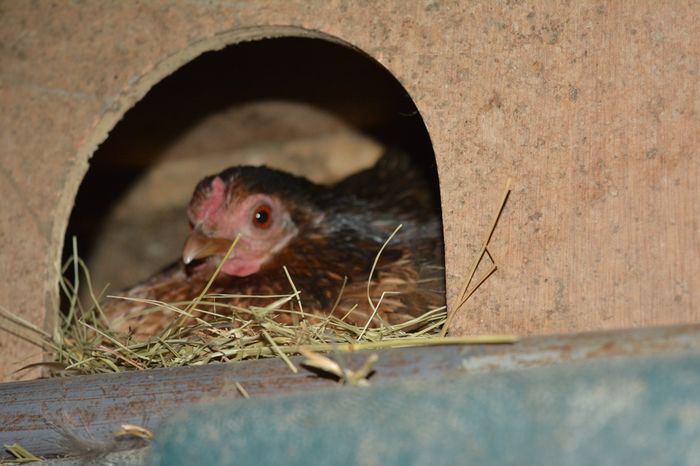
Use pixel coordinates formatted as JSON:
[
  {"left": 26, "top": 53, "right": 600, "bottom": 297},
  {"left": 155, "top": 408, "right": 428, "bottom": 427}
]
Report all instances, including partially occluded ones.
[
  {"left": 151, "top": 352, "right": 700, "bottom": 466},
  {"left": 3, "top": 323, "right": 700, "bottom": 460}
]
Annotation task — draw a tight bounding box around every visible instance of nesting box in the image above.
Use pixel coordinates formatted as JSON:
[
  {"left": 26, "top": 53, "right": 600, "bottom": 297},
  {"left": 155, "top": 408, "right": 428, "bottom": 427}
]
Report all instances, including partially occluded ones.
[{"left": 1, "top": 1, "right": 698, "bottom": 381}]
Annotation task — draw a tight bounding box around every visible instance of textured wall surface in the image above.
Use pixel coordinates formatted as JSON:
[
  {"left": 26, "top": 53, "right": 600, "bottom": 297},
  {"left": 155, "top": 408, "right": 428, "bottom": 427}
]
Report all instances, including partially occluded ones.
[{"left": 0, "top": 1, "right": 698, "bottom": 380}]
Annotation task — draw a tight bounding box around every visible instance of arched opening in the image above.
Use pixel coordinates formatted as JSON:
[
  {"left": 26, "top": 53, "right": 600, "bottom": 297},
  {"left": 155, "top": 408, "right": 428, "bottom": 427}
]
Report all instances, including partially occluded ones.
[{"left": 63, "top": 34, "right": 441, "bottom": 313}]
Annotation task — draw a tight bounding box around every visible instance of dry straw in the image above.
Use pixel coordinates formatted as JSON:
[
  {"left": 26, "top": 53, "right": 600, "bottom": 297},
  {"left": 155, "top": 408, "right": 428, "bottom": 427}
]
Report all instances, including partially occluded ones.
[{"left": 0, "top": 180, "right": 513, "bottom": 376}]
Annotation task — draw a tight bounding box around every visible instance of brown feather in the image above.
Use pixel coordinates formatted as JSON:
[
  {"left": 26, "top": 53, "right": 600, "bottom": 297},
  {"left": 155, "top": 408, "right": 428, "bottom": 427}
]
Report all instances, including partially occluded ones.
[{"left": 101, "top": 149, "right": 445, "bottom": 340}]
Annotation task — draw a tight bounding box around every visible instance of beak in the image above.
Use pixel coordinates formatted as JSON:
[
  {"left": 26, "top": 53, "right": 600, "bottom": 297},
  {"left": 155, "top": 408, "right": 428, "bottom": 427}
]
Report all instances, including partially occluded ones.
[{"left": 182, "top": 231, "right": 233, "bottom": 265}]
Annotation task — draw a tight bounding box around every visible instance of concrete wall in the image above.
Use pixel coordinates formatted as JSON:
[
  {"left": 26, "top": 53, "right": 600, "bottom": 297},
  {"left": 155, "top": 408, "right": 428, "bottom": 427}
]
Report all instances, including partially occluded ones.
[{"left": 1, "top": 0, "right": 698, "bottom": 380}]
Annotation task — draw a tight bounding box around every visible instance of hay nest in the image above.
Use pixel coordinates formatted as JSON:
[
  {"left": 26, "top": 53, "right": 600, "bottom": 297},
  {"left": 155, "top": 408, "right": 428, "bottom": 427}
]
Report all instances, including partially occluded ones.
[{"left": 1, "top": 180, "right": 513, "bottom": 377}]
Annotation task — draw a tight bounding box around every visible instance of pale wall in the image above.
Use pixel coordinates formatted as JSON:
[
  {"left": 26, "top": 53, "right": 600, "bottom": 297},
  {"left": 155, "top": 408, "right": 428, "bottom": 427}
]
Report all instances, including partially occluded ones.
[{"left": 1, "top": 1, "right": 698, "bottom": 380}]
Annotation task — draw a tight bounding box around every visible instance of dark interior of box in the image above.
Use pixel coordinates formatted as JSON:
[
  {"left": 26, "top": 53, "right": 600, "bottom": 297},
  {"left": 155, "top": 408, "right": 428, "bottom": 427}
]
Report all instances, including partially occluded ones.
[{"left": 62, "top": 36, "right": 438, "bottom": 306}]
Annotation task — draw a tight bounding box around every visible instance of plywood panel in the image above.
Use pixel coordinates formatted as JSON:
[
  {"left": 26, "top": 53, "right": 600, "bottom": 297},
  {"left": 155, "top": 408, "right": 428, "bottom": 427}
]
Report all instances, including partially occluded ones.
[{"left": 0, "top": 1, "right": 697, "bottom": 380}]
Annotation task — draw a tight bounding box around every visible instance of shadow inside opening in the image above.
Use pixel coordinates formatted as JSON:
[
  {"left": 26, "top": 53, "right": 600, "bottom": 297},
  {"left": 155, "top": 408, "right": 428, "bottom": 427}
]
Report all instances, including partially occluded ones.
[{"left": 62, "top": 36, "right": 440, "bottom": 308}]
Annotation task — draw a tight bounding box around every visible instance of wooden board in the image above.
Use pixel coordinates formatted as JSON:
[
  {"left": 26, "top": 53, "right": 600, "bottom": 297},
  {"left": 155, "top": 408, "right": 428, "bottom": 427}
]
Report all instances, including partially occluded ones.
[{"left": 0, "top": 1, "right": 698, "bottom": 380}]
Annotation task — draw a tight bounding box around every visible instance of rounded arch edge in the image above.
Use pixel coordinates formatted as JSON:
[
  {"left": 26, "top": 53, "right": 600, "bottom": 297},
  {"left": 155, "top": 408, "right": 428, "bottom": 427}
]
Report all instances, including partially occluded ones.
[
  {"left": 47, "top": 24, "right": 443, "bottom": 335},
  {"left": 47, "top": 25, "right": 365, "bottom": 328}
]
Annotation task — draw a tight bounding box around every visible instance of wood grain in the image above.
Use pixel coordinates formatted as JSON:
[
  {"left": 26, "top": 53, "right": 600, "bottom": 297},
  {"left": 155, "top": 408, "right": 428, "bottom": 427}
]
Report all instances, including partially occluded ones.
[{"left": 0, "top": 1, "right": 697, "bottom": 380}]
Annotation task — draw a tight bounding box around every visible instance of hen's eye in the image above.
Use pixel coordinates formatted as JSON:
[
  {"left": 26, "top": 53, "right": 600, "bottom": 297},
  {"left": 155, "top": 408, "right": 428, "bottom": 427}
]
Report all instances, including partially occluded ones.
[{"left": 252, "top": 205, "right": 273, "bottom": 229}]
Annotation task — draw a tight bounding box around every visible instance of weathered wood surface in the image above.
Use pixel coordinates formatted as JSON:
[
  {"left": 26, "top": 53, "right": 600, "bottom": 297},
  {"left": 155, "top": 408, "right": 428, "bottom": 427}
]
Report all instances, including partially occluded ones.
[
  {"left": 2, "top": 324, "right": 700, "bottom": 459},
  {"left": 0, "top": 1, "right": 698, "bottom": 380}
]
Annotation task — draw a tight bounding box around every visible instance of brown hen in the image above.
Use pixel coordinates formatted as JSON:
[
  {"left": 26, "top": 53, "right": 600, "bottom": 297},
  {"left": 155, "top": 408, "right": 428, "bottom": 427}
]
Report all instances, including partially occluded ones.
[{"left": 102, "top": 149, "right": 445, "bottom": 339}]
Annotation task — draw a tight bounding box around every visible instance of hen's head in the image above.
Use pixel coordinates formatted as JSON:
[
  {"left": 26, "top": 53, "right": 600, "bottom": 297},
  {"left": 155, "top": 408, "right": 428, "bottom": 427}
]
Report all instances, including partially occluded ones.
[{"left": 183, "top": 166, "right": 324, "bottom": 277}]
